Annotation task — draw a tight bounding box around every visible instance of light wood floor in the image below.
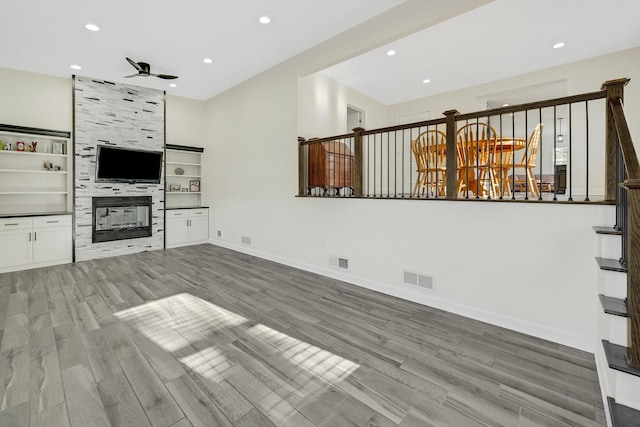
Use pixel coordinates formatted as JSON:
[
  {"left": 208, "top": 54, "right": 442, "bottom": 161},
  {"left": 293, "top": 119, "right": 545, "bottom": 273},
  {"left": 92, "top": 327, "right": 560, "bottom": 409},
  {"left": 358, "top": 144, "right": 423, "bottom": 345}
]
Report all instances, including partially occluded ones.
[{"left": 0, "top": 244, "right": 605, "bottom": 427}]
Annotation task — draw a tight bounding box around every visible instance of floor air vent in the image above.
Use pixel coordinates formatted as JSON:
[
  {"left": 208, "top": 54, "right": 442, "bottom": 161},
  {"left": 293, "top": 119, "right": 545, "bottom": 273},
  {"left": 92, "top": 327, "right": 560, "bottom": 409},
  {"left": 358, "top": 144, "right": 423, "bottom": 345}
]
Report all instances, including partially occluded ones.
[
  {"left": 241, "top": 236, "right": 252, "bottom": 245},
  {"left": 404, "top": 270, "right": 434, "bottom": 290},
  {"left": 329, "top": 255, "right": 350, "bottom": 271}
]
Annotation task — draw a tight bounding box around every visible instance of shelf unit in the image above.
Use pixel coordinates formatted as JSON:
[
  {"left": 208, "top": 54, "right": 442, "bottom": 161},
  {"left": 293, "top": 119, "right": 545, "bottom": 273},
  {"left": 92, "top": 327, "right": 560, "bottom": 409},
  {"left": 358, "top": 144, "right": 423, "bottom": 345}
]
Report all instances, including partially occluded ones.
[
  {"left": 0, "top": 124, "right": 72, "bottom": 215},
  {"left": 165, "top": 144, "right": 204, "bottom": 209}
]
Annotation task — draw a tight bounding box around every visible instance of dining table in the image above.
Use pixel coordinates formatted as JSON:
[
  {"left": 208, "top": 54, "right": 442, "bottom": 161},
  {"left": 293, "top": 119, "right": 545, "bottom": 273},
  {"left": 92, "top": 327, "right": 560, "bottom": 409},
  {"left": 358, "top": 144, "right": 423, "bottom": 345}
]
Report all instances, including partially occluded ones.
[{"left": 457, "top": 136, "right": 527, "bottom": 198}]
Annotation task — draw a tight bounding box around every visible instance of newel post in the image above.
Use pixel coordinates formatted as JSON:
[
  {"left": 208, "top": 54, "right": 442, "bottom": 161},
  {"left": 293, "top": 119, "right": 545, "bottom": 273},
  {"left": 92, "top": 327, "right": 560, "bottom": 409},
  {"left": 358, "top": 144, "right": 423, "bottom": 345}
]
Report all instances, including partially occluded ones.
[
  {"left": 298, "top": 137, "right": 307, "bottom": 196},
  {"left": 623, "top": 179, "right": 640, "bottom": 369},
  {"left": 353, "top": 127, "right": 365, "bottom": 197},
  {"left": 443, "top": 110, "right": 460, "bottom": 199},
  {"left": 602, "top": 78, "right": 630, "bottom": 202}
]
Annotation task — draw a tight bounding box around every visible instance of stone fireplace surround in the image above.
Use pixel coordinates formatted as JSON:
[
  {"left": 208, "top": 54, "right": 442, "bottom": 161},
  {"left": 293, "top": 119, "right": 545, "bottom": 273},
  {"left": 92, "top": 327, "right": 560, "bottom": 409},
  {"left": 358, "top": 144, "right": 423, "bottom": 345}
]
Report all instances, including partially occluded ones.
[{"left": 74, "top": 76, "right": 165, "bottom": 261}]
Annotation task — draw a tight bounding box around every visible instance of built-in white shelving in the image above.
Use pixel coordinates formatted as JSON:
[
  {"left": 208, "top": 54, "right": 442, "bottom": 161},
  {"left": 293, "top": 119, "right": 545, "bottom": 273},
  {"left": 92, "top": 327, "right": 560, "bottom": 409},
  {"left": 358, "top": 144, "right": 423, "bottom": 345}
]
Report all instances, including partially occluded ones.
[
  {"left": 0, "top": 124, "right": 72, "bottom": 215},
  {"left": 165, "top": 144, "right": 204, "bottom": 209}
]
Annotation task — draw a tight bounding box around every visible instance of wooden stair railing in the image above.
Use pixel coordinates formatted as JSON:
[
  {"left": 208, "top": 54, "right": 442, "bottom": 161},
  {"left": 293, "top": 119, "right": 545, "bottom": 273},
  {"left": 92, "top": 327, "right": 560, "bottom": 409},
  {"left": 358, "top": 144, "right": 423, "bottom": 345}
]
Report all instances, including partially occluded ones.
[{"left": 605, "top": 78, "right": 640, "bottom": 369}]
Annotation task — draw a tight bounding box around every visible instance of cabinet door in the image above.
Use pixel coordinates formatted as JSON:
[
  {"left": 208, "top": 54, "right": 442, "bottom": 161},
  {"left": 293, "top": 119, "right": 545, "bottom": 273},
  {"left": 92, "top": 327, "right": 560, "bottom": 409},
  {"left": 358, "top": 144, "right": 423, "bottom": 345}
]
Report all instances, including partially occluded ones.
[
  {"left": 0, "top": 230, "right": 32, "bottom": 269},
  {"left": 166, "top": 218, "right": 190, "bottom": 248},
  {"left": 188, "top": 215, "right": 209, "bottom": 243},
  {"left": 32, "top": 227, "right": 72, "bottom": 264}
]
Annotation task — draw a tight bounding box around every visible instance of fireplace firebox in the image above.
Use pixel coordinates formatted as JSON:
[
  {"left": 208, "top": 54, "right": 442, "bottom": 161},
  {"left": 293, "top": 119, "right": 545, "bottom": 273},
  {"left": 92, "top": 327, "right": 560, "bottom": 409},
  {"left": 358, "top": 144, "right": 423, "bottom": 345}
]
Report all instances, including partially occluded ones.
[{"left": 92, "top": 196, "right": 153, "bottom": 243}]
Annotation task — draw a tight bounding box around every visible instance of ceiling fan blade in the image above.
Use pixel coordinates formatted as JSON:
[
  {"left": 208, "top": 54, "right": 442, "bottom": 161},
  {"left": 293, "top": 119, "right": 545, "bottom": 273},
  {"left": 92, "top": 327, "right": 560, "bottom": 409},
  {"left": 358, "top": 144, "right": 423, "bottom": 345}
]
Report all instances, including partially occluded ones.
[
  {"left": 126, "top": 57, "right": 143, "bottom": 72},
  {"left": 124, "top": 73, "right": 141, "bottom": 78},
  {"left": 155, "top": 74, "right": 179, "bottom": 80}
]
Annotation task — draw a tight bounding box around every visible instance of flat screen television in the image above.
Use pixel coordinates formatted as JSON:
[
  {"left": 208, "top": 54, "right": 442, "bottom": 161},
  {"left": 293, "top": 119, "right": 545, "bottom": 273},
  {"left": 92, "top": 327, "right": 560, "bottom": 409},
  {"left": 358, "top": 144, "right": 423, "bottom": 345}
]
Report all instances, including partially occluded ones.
[{"left": 95, "top": 145, "right": 163, "bottom": 184}]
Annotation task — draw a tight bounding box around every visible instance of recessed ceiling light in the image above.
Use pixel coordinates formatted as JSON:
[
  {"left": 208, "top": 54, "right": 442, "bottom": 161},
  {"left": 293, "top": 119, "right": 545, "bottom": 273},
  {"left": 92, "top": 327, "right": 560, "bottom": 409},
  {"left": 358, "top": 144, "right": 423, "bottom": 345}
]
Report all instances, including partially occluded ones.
[
  {"left": 70, "top": 65, "right": 82, "bottom": 70},
  {"left": 422, "top": 79, "right": 431, "bottom": 84},
  {"left": 553, "top": 42, "right": 565, "bottom": 49},
  {"left": 203, "top": 58, "right": 213, "bottom": 64},
  {"left": 169, "top": 83, "right": 177, "bottom": 88},
  {"left": 502, "top": 103, "right": 509, "bottom": 107},
  {"left": 259, "top": 16, "right": 271, "bottom": 24},
  {"left": 85, "top": 23, "right": 100, "bottom": 32},
  {"left": 386, "top": 50, "right": 396, "bottom": 56}
]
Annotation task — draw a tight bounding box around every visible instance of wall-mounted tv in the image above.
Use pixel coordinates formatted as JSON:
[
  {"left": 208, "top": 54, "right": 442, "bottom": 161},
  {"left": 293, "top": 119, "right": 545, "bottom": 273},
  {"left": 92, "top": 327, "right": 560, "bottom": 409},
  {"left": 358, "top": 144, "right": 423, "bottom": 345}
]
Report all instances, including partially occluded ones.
[{"left": 95, "top": 145, "right": 163, "bottom": 184}]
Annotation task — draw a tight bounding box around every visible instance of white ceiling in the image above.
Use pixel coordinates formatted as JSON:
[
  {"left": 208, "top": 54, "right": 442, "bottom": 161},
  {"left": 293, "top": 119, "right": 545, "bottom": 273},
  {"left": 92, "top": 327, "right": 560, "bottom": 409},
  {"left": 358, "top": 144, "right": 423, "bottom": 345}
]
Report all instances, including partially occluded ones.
[
  {"left": 0, "top": 0, "right": 405, "bottom": 101},
  {"left": 3, "top": 1, "right": 640, "bottom": 105},
  {"left": 321, "top": 0, "right": 640, "bottom": 105}
]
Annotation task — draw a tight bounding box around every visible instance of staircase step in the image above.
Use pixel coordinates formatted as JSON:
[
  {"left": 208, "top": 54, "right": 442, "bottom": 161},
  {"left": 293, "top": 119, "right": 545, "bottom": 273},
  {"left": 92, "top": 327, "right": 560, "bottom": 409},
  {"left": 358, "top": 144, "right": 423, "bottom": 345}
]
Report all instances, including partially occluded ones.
[
  {"left": 607, "top": 397, "right": 640, "bottom": 427},
  {"left": 602, "top": 340, "right": 640, "bottom": 377},
  {"left": 594, "top": 226, "right": 623, "bottom": 236},
  {"left": 597, "top": 257, "right": 627, "bottom": 272},
  {"left": 599, "top": 294, "right": 628, "bottom": 317}
]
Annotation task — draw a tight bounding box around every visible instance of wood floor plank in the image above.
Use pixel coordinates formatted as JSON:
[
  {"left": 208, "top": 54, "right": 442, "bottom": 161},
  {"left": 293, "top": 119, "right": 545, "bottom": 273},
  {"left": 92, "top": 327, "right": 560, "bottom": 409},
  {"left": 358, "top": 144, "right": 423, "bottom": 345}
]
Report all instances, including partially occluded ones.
[
  {"left": 97, "top": 371, "right": 152, "bottom": 427},
  {"left": 166, "top": 374, "right": 232, "bottom": 427},
  {"left": 233, "top": 408, "right": 275, "bottom": 427},
  {"left": 29, "top": 349, "right": 64, "bottom": 414},
  {"left": 226, "top": 366, "right": 315, "bottom": 427},
  {"left": 0, "top": 401, "right": 29, "bottom": 427},
  {"left": 61, "top": 364, "right": 111, "bottom": 427},
  {"left": 103, "top": 323, "right": 184, "bottom": 427},
  {"left": 0, "top": 244, "right": 607, "bottom": 426},
  {"left": 1, "top": 313, "right": 28, "bottom": 352},
  {"left": 0, "top": 345, "right": 30, "bottom": 411},
  {"left": 30, "top": 402, "right": 70, "bottom": 427}
]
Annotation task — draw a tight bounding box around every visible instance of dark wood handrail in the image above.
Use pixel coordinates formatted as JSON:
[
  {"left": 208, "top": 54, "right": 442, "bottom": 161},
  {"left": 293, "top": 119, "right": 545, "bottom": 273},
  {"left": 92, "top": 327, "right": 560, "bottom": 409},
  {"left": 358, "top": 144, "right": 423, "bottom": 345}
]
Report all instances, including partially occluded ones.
[
  {"left": 300, "top": 91, "right": 608, "bottom": 147},
  {"left": 610, "top": 94, "right": 640, "bottom": 369},
  {"left": 611, "top": 98, "right": 640, "bottom": 181}
]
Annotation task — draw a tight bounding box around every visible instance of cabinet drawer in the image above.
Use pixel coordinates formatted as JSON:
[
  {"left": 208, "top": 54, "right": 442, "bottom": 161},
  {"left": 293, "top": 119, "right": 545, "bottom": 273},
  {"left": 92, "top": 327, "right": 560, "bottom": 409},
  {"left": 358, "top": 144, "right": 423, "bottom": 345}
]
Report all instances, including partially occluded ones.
[
  {"left": 33, "top": 215, "right": 72, "bottom": 228},
  {"left": 0, "top": 217, "right": 32, "bottom": 230},
  {"left": 167, "top": 210, "right": 189, "bottom": 219},
  {"left": 189, "top": 209, "right": 208, "bottom": 217}
]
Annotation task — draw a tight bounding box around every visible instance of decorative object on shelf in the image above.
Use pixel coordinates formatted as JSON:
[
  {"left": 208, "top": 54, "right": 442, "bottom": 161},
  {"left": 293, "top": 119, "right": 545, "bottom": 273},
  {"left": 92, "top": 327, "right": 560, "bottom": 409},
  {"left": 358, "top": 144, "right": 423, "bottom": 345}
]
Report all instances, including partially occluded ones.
[
  {"left": 181, "top": 187, "right": 189, "bottom": 192},
  {"left": 44, "top": 162, "right": 53, "bottom": 170},
  {"left": 175, "top": 167, "right": 184, "bottom": 175},
  {"left": 170, "top": 184, "right": 181, "bottom": 192},
  {"left": 54, "top": 165, "right": 61, "bottom": 171},
  {"left": 29, "top": 141, "right": 37, "bottom": 152},
  {"left": 0, "top": 140, "right": 3, "bottom": 150},
  {"left": 4, "top": 143, "right": 12, "bottom": 150},
  {"left": 52, "top": 142, "right": 63, "bottom": 154},
  {"left": 16, "top": 141, "right": 25, "bottom": 151},
  {"left": 189, "top": 180, "right": 200, "bottom": 192}
]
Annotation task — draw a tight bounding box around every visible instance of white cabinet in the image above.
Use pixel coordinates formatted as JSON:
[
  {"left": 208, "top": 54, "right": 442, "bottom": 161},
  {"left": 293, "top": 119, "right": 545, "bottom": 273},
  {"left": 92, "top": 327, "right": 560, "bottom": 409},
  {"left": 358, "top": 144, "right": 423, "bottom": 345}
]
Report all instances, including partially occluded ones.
[
  {"left": 0, "top": 215, "right": 72, "bottom": 273},
  {"left": 166, "top": 208, "right": 209, "bottom": 248},
  {"left": 0, "top": 125, "right": 72, "bottom": 216},
  {"left": 165, "top": 144, "right": 204, "bottom": 209}
]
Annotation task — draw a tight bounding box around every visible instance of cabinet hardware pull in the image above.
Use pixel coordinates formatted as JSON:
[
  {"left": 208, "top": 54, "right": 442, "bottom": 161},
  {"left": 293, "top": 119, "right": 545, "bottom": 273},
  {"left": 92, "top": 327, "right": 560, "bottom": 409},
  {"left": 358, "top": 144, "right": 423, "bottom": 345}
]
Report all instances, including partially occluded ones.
[
  {"left": 46, "top": 220, "right": 59, "bottom": 223},
  {"left": 4, "top": 223, "right": 19, "bottom": 226},
  {"left": 34, "top": 232, "right": 37, "bottom": 241},
  {"left": 28, "top": 232, "right": 31, "bottom": 242}
]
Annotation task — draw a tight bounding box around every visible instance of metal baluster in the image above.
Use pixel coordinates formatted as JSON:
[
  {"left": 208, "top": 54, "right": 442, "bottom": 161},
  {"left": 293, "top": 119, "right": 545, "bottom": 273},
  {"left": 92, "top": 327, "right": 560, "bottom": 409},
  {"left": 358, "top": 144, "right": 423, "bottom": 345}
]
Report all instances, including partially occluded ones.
[
  {"left": 568, "top": 103, "right": 573, "bottom": 201},
  {"left": 553, "top": 106, "right": 558, "bottom": 201},
  {"left": 524, "top": 112, "right": 529, "bottom": 200},
  {"left": 394, "top": 130, "right": 398, "bottom": 197},
  {"left": 538, "top": 108, "right": 543, "bottom": 200},
  {"left": 511, "top": 113, "right": 516, "bottom": 200},
  {"left": 585, "top": 101, "right": 590, "bottom": 202}
]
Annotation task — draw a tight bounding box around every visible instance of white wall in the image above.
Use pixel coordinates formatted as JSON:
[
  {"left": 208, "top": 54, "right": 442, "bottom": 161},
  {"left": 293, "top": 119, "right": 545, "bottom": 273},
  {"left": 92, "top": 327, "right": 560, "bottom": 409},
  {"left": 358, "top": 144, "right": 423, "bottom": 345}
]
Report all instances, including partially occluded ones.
[
  {"left": 0, "top": 67, "right": 72, "bottom": 131},
  {"left": 166, "top": 95, "right": 207, "bottom": 147},
  {"left": 299, "top": 73, "right": 388, "bottom": 138},
  {"left": 202, "top": 22, "right": 640, "bottom": 352}
]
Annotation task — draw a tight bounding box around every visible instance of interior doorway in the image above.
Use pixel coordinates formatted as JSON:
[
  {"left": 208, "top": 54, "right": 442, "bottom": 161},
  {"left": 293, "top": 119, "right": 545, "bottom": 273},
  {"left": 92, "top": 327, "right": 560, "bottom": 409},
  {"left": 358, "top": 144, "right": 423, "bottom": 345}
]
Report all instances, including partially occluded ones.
[{"left": 347, "top": 105, "right": 365, "bottom": 132}]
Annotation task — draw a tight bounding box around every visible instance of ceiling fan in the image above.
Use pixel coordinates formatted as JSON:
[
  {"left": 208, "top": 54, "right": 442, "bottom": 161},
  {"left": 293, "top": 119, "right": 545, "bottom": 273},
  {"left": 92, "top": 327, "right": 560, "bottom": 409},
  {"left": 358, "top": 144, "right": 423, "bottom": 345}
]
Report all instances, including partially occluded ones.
[{"left": 124, "top": 57, "right": 178, "bottom": 80}]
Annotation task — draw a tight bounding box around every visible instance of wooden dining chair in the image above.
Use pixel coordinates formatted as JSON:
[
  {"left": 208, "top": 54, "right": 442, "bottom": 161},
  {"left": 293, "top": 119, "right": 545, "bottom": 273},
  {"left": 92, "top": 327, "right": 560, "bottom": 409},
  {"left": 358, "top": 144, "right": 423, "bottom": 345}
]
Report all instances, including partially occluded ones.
[
  {"left": 411, "top": 129, "right": 447, "bottom": 197},
  {"left": 510, "top": 123, "right": 544, "bottom": 198},
  {"left": 456, "top": 122, "right": 498, "bottom": 197}
]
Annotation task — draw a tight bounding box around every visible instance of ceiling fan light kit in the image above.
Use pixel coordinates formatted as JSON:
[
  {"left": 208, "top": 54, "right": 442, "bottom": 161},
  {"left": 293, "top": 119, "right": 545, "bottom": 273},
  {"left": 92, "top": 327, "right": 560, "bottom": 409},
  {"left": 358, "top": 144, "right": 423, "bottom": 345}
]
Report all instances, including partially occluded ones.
[{"left": 125, "top": 57, "right": 178, "bottom": 80}]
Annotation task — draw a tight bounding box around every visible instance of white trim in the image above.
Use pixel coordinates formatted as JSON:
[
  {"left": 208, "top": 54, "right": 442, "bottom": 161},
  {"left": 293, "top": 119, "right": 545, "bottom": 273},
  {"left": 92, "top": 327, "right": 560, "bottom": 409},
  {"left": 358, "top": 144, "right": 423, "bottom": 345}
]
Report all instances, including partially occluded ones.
[{"left": 208, "top": 240, "right": 594, "bottom": 352}]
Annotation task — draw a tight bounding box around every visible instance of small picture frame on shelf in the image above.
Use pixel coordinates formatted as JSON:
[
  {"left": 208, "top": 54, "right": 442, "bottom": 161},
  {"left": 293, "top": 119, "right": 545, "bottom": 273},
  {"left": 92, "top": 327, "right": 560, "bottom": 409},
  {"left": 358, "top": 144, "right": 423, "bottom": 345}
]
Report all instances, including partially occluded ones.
[
  {"left": 189, "top": 180, "right": 200, "bottom": 192},
  {"left": 170, "top": 184, "right": 181, "bottom": 192},
  {"left": 181, "top": 187, "right": 189, "bottom": 192}
]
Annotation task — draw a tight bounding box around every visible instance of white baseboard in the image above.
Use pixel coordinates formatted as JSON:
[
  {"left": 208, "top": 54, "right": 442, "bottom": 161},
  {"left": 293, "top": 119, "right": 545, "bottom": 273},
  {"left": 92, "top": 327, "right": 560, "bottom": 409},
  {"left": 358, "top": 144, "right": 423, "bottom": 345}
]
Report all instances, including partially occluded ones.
[{"left": 209, "top": 239, "right": 594, "bottom": 352}]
